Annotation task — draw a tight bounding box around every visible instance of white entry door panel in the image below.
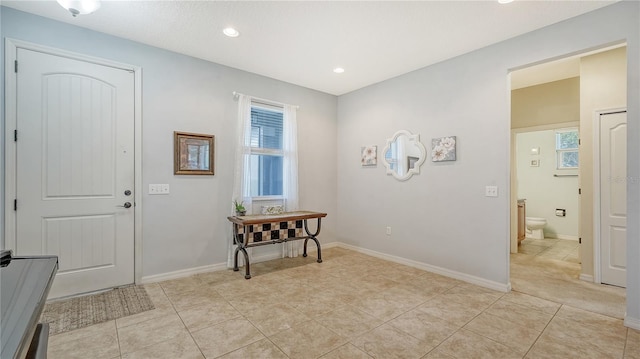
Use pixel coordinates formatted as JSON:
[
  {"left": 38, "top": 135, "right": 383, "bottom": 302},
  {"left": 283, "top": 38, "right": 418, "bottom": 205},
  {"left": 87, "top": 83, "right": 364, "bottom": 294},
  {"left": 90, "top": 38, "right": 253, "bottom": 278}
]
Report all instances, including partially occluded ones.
[
  {"left": 15, "top": 48, "right": 135, "bottom": 298},
  {"left": 600, "top": 111, "right": 627, "bottom": 288}
]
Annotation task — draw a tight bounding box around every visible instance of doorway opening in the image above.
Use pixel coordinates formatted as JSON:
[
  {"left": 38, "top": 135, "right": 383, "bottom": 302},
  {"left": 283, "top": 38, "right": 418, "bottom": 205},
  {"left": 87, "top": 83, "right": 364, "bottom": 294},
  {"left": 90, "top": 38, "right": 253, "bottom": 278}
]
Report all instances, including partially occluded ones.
[{"left": 508, "top": 44, "right": 627, "bottom": 319}]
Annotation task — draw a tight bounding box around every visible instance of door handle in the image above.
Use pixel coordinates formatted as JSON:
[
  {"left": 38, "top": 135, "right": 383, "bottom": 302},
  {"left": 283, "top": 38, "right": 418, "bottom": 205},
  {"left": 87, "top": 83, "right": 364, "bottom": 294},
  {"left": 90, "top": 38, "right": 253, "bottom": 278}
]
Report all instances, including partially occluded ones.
[{"left": 118, "top": 202, "right": 132, "bottom": 209}]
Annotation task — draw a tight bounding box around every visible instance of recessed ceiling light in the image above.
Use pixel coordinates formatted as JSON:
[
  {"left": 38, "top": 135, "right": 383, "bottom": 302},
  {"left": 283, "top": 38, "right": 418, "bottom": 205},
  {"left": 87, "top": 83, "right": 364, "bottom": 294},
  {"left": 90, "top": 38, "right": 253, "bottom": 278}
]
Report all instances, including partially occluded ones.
[
  {"left": 498, "top": 0, "right": 514, "bottom": 3},
  {"left": 223, "top": 27, "right": 239, "bottom": 37},
  {"left": 333, "top": 67, "right": 345, "bottom": 74}
]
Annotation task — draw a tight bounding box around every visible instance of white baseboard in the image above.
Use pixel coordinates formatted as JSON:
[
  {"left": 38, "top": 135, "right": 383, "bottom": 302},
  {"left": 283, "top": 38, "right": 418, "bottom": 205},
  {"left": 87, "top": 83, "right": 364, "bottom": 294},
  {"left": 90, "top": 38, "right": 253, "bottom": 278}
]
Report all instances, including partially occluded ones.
[
  {"left": 554, "top": 234, "right": 579, "bottom": 241},
  {"left": 305, "top": 241, "right": 339, "bottom": 253},
  {"left": 336, "top": 243, "right": 510, "bottom": 293},
  {"left": 251, "top": 251, "right": 283, "bottom": 263},
  {"left": 140, "top": 242, "right": 340, "bottom": 284},
  {"left": 579, "top": 273, "right": 594, "bottom": 282},
  {"left": 141, "top": 241, "right": 509, "bottom": 293},
  {"left": 141, "top": 262, "right": 228, "bottom": 284},
  {"left": 140, "top": 254, "right": 286, "bottom": 284},
  {"left": 625, "top": 315, "right": 640, "bottom": 330}
]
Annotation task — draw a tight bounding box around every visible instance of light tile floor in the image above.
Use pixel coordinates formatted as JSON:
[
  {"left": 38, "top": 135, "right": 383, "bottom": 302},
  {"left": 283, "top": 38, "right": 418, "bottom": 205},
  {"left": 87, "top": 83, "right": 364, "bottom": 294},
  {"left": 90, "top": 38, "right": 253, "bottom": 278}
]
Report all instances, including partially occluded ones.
[
  {"left": 518, "top": 238, "right": 580, "bottom": 263},
  {"left": 513, "top": 238, "right": 626, "bottom": 319},
  {"left": 48, "top": 247, "right": 639, "bottom": 359}
]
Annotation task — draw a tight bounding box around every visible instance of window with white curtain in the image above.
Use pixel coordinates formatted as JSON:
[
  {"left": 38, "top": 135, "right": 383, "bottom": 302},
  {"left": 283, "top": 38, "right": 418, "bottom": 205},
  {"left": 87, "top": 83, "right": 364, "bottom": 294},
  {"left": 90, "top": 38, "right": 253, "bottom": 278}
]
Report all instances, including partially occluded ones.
[
  {"left": 232, "top": 93, "right": 298, "bottom": 214},
  {"left": 249, "top": 103, "right": 284, "bottom": 198},
  {"left": 230, "top": 93, "right": 299, "bottom": 265}
]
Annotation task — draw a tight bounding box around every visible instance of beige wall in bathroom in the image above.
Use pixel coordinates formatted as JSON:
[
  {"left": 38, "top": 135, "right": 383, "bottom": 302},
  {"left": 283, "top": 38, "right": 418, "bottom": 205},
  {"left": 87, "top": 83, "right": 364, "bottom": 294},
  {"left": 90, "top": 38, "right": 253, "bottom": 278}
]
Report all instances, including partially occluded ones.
[
  {"left": 511, "top": 77, "right": 580, "bottom": 129},
  {"left": 579, "top": 46, "right": 627, "bottom": 279}
]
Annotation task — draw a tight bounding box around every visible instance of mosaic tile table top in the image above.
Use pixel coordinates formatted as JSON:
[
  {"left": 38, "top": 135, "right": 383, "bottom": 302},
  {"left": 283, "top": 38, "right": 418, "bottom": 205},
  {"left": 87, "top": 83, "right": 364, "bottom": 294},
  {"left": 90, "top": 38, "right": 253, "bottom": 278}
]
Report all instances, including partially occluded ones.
[
  {"left": 227, "top": 211, "right": 327, "bottom": 225},
  {"left": 228, "top": 211, "right": 327, "bottom": 245}
]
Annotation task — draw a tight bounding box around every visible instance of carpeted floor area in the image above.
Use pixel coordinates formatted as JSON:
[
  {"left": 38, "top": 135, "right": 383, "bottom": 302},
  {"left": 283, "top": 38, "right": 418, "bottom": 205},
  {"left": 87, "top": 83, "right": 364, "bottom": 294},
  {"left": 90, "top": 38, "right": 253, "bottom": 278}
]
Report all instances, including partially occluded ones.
[{"left": 41, "top": 285, "right": 154, "bottom": 335}]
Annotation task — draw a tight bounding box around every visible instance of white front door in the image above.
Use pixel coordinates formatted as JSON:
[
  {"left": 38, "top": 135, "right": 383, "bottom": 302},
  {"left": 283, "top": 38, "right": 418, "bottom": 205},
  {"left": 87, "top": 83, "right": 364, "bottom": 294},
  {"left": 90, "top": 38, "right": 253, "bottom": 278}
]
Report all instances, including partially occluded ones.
[
  {"left": 599, "top": 111, "right": 627, "bottom": 287},
  {"left": 14, "top": 48, "right": 135, "bottom": 298}
]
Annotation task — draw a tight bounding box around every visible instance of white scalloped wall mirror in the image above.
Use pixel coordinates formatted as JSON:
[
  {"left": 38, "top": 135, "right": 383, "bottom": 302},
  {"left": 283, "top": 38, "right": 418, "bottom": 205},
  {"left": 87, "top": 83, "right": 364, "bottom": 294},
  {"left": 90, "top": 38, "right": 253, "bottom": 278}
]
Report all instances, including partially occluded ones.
[{"left": 382, "top": 130, "right": 427, "bottom": 181}]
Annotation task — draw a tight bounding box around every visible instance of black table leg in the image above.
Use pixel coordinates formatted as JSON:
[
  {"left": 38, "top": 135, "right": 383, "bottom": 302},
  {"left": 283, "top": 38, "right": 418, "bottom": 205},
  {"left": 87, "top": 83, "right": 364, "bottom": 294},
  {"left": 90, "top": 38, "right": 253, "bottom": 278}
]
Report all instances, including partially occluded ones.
[
  {"left": 302, "top": 218, "right": 323, "bottom": 262},
  {"left": 232, "top": 225, "right": 252, "bottom": 279}
]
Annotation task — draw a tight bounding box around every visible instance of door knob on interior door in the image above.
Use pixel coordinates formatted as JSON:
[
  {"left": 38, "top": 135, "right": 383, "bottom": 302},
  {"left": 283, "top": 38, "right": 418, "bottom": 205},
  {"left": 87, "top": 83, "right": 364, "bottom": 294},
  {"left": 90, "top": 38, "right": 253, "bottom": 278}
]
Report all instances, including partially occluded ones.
[{"left": 118, "top": 202, "right": 132, "bottom": 208}]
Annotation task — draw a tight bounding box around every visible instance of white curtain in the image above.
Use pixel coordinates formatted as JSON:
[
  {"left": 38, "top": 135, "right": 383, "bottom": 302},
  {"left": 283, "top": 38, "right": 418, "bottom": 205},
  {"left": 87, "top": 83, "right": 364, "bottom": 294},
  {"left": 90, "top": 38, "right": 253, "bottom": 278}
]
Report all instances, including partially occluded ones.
[
  {"left": 227, "top": 94, "right": 253, "bottom": 268},
  {"left": 228, "top": 96, "right": 299, "bottom": 266},
  {"left": 282, "top": 104, "right": 300, "bottom": 258}
]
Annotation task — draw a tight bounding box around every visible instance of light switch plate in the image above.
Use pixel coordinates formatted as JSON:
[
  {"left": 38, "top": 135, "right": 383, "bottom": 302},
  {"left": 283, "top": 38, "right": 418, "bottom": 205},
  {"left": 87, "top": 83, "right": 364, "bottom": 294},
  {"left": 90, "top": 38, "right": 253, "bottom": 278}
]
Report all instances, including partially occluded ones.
[{"left": 149, "top": 184, "right": 170, "bottom": 195}]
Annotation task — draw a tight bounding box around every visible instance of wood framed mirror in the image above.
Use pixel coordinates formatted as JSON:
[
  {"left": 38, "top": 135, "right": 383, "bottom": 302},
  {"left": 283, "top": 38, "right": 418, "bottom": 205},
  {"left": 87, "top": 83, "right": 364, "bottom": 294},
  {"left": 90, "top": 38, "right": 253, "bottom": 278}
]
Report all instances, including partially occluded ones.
[{"left": 174, "top": 131, "right": 214, "bottom": 175}]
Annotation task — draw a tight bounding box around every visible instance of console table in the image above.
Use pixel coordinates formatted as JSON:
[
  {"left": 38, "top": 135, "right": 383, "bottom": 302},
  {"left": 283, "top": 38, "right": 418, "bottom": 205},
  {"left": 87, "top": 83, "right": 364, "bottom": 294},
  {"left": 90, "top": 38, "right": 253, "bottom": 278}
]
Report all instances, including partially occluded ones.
[{"left": 227, "top": 211, "right": 327, "bottom": 279}]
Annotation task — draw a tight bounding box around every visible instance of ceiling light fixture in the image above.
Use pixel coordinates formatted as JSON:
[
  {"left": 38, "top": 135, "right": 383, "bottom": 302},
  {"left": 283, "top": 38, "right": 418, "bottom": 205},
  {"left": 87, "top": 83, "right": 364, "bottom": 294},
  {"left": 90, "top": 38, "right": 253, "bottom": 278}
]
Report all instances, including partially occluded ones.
[
  {"left": 56, "top": 0, "right": 101, "bottom": 17},
  {"left": 223, "top": 27, "right": 240, "bottom": 38},
  {"left": 333, "top": 67, "right": 345, "bottom": 74},
  {"left": 498, "top": 0, "right": 514, "bottom": 4}
]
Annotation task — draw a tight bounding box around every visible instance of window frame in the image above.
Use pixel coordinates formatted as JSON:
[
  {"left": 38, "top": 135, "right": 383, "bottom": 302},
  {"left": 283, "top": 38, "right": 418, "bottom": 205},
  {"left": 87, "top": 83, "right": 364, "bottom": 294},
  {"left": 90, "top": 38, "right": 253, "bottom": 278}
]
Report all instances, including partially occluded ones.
[
  {"left": 249, "top": 101, "right": 285, "bottom": 200},
  {"left": 555, "top": 128, "right": 579, "bottom": 170}
]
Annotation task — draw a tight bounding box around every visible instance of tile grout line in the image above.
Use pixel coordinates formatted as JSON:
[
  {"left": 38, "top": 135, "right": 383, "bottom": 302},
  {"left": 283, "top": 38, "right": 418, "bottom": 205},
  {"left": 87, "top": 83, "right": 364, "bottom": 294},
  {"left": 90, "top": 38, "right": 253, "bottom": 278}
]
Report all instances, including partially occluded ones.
[
  {"left": 114, "top": 319, "right": 124, "bottom": 359},
  {"left": 519, "top": 304, "right": 561, "bottom": 358},
  {"left": 159, "top": 281, "right": 209, "bottom": 359},
  {"left": 420, "top": 289, "right": 509, "bottom": 357}
]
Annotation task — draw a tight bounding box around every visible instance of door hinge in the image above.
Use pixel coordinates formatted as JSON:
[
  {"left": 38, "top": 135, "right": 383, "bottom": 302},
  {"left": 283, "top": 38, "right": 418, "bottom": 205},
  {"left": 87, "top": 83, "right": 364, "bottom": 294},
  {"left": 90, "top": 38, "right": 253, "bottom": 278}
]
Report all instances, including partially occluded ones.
[
  {"left": 578, "top": 188, "right": 581, "bottom": 195},
  {"left": 578, "top": 138, "right": 581, "bottom": 145},
  {"left": 14, "top": 60, "right": 18, "bottom": 73},
  {"left": 14, "top": 130, "right": 18, "bottom": 142},
  {"left": 579, "top": 237, "right": 582, "bottom": 244},
  {"left": 14, "top": 199, "right": 17, "bottom": 211}
]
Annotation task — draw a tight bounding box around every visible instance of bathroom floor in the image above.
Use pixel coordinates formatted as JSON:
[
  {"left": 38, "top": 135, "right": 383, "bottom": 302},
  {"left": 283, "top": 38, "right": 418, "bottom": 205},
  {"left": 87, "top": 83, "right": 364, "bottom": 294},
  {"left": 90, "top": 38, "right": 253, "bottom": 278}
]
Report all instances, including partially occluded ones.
[
  {"left": 45, "top": 246, "right": 637, "bottom": 358},
  {"left": 518, "top": 237, "right": 580, "bottom": 263}
]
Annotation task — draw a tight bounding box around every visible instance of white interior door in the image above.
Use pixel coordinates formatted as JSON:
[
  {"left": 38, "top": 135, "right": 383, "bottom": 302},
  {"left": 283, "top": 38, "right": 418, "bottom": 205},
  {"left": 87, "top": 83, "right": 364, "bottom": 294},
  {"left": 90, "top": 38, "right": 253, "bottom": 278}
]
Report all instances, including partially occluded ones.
[
  {"left": 15, "top": 48, "right": 135, "bottom": 298},
  {"left": 599, "top": 111, "right": 627, "bottom": 287}
]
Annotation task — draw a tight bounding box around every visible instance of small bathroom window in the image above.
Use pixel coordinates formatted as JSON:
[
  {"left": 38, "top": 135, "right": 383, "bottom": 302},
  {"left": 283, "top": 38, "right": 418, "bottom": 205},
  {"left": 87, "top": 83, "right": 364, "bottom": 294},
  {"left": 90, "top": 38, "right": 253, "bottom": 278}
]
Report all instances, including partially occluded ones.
[{"left": 555, "top": 128, "right": 579, "bottom": 169}]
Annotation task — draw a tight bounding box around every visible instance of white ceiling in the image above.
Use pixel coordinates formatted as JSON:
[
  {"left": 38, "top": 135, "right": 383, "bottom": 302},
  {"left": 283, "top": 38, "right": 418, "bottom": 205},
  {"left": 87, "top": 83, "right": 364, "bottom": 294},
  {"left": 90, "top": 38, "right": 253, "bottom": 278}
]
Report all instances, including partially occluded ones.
[{"left": 2, "top": 0, "right": 617, "bottom": 95}]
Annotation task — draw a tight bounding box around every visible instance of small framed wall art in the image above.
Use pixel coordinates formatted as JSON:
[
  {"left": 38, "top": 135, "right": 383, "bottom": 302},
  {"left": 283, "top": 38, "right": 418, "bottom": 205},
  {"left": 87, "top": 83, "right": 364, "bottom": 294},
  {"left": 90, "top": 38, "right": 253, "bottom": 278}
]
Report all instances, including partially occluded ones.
[
  {"left": 431, "top": 136, "right": 456, "bottom": 162},
  {"left": 361, "top": 145, "right": 377, "bottom": 166},
  {"left": 174, "top": 131, "right": 215, "bottom": 175}
]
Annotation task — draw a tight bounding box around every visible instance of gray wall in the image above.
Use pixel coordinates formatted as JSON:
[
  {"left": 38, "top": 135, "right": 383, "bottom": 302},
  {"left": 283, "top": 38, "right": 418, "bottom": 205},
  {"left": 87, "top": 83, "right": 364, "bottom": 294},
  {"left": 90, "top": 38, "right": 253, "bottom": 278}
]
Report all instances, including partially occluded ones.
[
  {"left": 336, "top": 1, "right": 640, "bottom": 324},
  {"left": 0, "top": 7, "right": 338, "bottom": 277}
]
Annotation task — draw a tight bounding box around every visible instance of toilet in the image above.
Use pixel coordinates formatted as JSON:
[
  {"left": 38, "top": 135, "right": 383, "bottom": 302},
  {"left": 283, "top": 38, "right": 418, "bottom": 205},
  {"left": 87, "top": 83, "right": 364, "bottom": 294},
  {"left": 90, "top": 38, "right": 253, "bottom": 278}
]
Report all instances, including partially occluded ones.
[{"left": 525, "top": 217, "right": 547, "bottom": 240}]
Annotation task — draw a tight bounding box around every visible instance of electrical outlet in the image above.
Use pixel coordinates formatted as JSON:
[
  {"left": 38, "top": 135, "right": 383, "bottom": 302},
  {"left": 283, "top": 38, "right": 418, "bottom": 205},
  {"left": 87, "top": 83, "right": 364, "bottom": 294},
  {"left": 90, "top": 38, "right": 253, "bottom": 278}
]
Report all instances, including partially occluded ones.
[
  {"left": 485, "top": 185, "right": 498, "bottom": 197},
  {"left": 386, "top": 226, "right": 392, "bottom": 236}
]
